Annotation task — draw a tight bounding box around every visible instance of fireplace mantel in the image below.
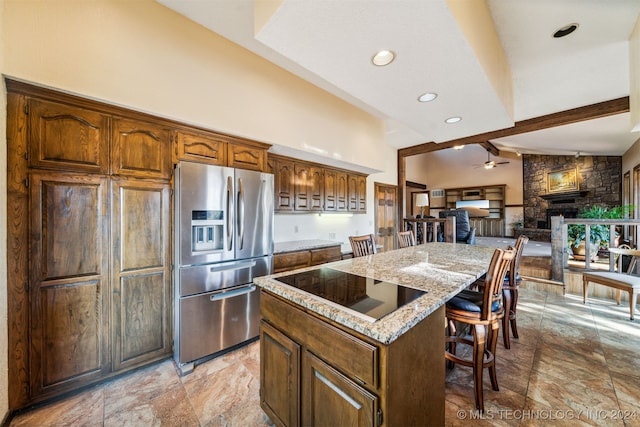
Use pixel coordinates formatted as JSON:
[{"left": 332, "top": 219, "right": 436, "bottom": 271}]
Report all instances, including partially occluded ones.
[{"left": 539, "top": 190, "right": 590, "bottom": 202}]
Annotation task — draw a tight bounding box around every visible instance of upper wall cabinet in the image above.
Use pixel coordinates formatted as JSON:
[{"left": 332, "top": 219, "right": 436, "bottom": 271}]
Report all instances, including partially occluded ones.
[
  {"left": 175, "top": 129, "right": 269, "bottom": 172},
  {"left": 271, "top": 154, "right": 366, "bottom": 214},
  {"left": 111, "top": 118, "right": 172, "bottom": 179},
  {"left": 28, "top": 99, "right": 110, "bottom": 174},
  {"left": 175, "top": 129, "right": 227, "bottom": 166}
]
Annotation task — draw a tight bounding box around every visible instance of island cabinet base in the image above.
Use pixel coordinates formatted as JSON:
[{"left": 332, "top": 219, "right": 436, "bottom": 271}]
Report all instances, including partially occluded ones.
[{"left": 259, "top": 290, "right": 445, "bottom": 427}]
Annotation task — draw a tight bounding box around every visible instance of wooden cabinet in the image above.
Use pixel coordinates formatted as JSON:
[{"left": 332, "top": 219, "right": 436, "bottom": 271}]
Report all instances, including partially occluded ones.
[
  {"left": 273, "top": 245, "right": 342, "bottom": 274},
  {"left": 7, "top": 80, "right": 177, "bottom": 409},
  {"left": 274, "top": 158, "right": 295, "bottom": 212},
  {"left": 111, "top": 118, "right": 171, "bottom": 179},
  {"left": 271, "top": 154, "right": 366, "bottom": 213},
  {"left": 111, "top": 178, "right": 172, "bottom": 371},
  {"left": 303, "top": 352, "right": 377, "bottom": 427},
  {"left": 260, "top": 320, "right": 300, "bottom": 427},
  {"left": 294, "top": 163, "right": 323, "bottom": 211},
  {"left": 324, "top": 169, "right": 348, "bottom": 212},
  {"left": 175, "top": 129, "right": 226, "bottom": 166},
  {"left": 28, "top": 98, "right": 110, "bottom": 174},
  {"left": 175, "top": 129, "right": 269, "bottom": 172},
  {"left": 228, "top": 142, "right": 266, "bottom": 171},
  {"left": 29, "top": 172, "right": 110, "bottom": 400},
  {"left": 259, "top": 290, "right": 445, "bottom": 427}
]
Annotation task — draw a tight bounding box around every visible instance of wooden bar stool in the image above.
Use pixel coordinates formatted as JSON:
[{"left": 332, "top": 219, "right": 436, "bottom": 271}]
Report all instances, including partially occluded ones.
[
  {"left": 348, "top": 234, "right": 377, "bottom": 257},
  {"left": 397, "top": 230, "right": 416, "bottom": 248},
  {"left": 445, "top": 248, "right": 515, "bottom": 412}
]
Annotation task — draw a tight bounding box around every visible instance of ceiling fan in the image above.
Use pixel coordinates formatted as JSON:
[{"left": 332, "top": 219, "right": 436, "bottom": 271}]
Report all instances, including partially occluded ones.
[{"left": 475, "top": 150, "right": 510, "bottom": 169}]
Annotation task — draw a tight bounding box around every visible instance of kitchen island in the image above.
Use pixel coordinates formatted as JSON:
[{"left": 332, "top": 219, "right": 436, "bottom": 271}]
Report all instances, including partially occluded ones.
[{"left": 255, "top": 242, "right": 496, "bottom": 427}]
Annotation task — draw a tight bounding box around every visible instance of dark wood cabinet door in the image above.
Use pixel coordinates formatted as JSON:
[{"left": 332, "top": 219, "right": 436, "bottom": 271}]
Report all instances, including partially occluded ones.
[
  {"left": 302, "top": 351, "right": 377, "bottom": 427},
  {"left": 29, "top": 172, "right": 110, "bottom": 399},
  {"left": 111, "top": 178, "right": 172, "bottom": 371},
  {"left": 28, "top": 99, "right": 109, "bottom": 173},
  {"left": 295, "top": 164, "right": 323, "bottom": 211},
  {"left": 336, "top": 171, "right": 348, "bottom": 212},
  {"left": 228, "top": 143, "right": 266, "bottom": 171},
  {"left": 357, "top": 175, "right": 367, "bottom": 212},
  {"left": 324, "top": 169, "right": 338, "bottom": 211},
  {"left": 275, "top": 158, "right": 295, "bottom": 212},
  {"left": 347, "top": 174, "right": 359, "bottom": 212},
  {"left": 175, "top": 129, "right": 226, "bottom": 165},
  {"left": 295, "top": 163, "right": 311, "bottom": 211},
  {"left": 111, "top": 118, "right": 171, "bottom": 179},
  {"left": 260, "top": 321, "right": 300, "bottom": 427},
  {"left": 308, "top": 166, "right": 324, "bottom": 211}
]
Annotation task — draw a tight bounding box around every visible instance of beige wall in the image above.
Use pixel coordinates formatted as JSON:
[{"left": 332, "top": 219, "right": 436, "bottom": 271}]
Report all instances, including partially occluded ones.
[
  {"left": 0, "top": 0, "right": 396, "bottom": 413},
  {"left": 0, "top": 0, "right": 8, "bottom": 420},
  {"left": 622, "top": 135, "right": 640, "bottom": 209}
]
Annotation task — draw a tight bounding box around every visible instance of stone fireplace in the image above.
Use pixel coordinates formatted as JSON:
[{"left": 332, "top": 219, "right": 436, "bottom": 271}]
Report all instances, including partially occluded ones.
[{"left": 521, "top": 154, "right": 622, "bottom": 240}]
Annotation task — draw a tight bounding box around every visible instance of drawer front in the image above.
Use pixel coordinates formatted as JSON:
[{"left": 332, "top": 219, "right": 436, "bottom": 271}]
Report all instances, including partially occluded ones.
[
  {"left": 261, "top": 290, "right": 378, "bottom": 388},
  {"left": 273, "top": 251, "right": 311, "bottom": 273},
  {"left": 310, "top": 246, "right": 342, "bottom": 265}
]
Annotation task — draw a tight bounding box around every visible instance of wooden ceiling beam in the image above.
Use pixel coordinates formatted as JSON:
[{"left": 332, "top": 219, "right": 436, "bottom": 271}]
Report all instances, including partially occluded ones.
[
  {"left": 398, "top": 96, "right": 630, "bottom": 158},
  {"left": 479, "top": 141, "right": 499, "bottom": 156}
]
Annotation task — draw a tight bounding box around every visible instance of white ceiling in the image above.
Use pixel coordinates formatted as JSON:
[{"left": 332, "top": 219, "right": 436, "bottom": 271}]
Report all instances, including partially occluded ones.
[{"left": 157, "top": 0, "right": 640, "bottom": 156}]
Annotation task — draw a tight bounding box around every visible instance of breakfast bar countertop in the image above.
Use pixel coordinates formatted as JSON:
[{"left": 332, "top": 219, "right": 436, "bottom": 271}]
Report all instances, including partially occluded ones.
[{"left": 255, "top": 242, "right": 497, "bottom": 345}]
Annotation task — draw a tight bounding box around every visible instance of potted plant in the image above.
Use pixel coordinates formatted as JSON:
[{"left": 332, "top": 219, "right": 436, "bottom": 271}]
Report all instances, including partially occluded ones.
[{"left": 567, "top": 205, "right": 633, "bottom": 260}]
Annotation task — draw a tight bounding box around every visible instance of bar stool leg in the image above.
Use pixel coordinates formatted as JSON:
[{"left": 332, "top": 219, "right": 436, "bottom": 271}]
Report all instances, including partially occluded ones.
[{"left": 472, "top": 324, "right": 486, "bottom": 412}]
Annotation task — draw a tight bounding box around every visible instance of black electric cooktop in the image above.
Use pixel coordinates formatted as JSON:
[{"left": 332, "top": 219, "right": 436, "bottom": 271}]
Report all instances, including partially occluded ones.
[{"left": 274, "top": 267, "right": 427, "bottom": 321}]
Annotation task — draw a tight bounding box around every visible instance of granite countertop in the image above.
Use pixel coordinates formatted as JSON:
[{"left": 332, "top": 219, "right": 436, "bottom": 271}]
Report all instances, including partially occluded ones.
[
  {"left": 274, "top": 239, "right": 343, "bottom": 254},
  {"left": 255, "top": 242, "right": 497, "bottom": 345}
]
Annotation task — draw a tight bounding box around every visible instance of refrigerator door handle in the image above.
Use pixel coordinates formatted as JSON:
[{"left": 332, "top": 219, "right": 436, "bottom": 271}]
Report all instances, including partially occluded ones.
[
  {"left": 238, "top": 177, "right": 245, "bottom": 250},
  {"left": 226, "top": 175, "right": 234, "bottom": 251},
  {"left": 209, "top": 260, "right": 257, "bottom": 273},
  {"left": 209, "top": 285, "right": 256, "bottom": 301}
]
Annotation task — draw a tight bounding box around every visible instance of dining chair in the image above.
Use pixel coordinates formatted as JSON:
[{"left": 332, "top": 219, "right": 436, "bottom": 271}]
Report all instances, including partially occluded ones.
[
  {"left": 349, "top": 234, "right": 377, "bottom": 257},
  {"left": 397, "top": 230, "right": 416, "bottom": 248},
  {"left": 471, "top": 235, "right": 528, "bottom": 349},
  {"left": 445, "top": 247, "right": 515, "bottom": 412}
]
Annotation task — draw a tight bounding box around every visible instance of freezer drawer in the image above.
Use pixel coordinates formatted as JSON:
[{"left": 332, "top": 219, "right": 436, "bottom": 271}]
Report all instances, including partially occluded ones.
[
  {"left": 178, "top": 256, "right": 272, "bottom": 297},
  {"left": 177, "top": 285, "right": 259, "bottom": 366}
]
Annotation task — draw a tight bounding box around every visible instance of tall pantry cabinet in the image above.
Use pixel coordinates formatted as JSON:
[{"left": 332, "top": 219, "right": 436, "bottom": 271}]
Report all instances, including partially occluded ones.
[{"left": 6, "top": 80, "right": 172, "bottom": 408}]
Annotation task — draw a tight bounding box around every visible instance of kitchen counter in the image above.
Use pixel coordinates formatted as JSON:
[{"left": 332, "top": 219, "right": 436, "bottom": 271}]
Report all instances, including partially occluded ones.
[
  {"left": 273, "top": 239, "right": 342, "bottom": 254},
  {"left": 255, "top": 242, "right": 496, "bottom": 344}
]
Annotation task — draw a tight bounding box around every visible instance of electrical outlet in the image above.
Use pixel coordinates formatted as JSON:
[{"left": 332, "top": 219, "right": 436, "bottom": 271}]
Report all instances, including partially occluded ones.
[
  {"left": 328, "top": 232, "right": 336, "bottom": 240},
  {"left": 294, "top": 225, "right": 299, "bottom": 233}
]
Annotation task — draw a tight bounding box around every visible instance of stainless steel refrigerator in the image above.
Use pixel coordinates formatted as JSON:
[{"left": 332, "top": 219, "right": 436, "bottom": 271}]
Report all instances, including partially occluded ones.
[{"left": 174, "top": 161, "right": 273, "bottom": 375}]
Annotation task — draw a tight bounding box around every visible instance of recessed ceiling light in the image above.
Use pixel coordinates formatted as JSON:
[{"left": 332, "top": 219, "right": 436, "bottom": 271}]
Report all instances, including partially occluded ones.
[
  {"left": 417, "top": 92, "right": 438, "bottom": 103},
  {"left": 553, "top": 23, "right": 579, "bottom": 38},
  {"left": 445, "top": 116, "right": 461, "bottom": 124},
  {"left": 371, "top": 50, "right": 395, "bottom": 66}
]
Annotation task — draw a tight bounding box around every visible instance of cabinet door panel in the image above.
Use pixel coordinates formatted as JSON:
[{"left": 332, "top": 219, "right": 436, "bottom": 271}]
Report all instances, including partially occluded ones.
[
  {"left": 309, "top": 167, "right": 324, "bottom": 211},
  {"left": 303, "top": 352, "right": 377, "bottom": 427},
  {"left": 29, "top": 100, "right": 109, "bottom": 173},
  {"left": 275, "top": 159, "right": 295, "bottom": 212},
  {"left": 29, "top": 99, "right": 109, "bottom": 173},
  {"left": 324, "top": 169, "right": 337, "bottom": 211},
  {"left": 260, "top": 321, "right": 300, "bottom": 427},
  {"left": 111, "top": 178, "right": 171, "bottom": 370},
  {"left": 176, "top": 130, "right": 226, "bottom": 165},
  {"left": 29, "top": 173, "right": 110, "bottom": 398},
  {"left": 228, "top": 143, "right": 266, "bottom": 171},
  {"left": 336, "top": 171, "right": 348, "bottom": 212},
  {"left": 112, "top": 119, "right": 171, "bottom": 179}
]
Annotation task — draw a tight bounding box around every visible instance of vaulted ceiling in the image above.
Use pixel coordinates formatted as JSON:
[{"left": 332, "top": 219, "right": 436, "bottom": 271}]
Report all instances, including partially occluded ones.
[{"left": 157, "top": 0, "right": 640, "bottom": 157}]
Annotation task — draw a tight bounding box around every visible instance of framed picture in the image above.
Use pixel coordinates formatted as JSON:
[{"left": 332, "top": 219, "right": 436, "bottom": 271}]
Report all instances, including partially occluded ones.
[{"left": 547, "top": 167, "right": 578, "bottom": 193}]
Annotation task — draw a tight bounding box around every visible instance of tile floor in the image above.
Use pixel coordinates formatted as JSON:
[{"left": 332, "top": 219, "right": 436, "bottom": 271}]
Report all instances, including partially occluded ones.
[{"left": 9, "top": 286, "right": 640, "bottom": 427}]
